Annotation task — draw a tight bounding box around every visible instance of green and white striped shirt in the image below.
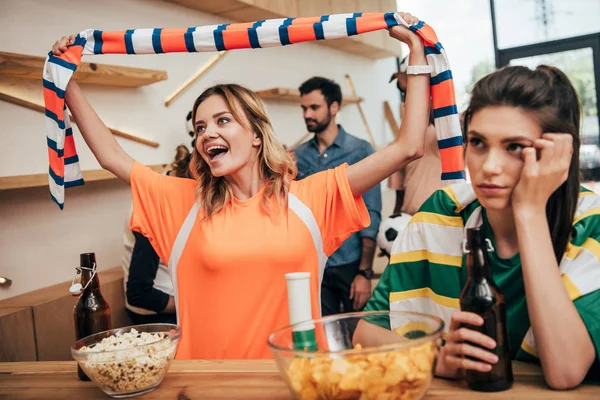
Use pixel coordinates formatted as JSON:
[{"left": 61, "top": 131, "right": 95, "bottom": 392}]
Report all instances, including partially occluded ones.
[{"left": 366, "top": 183, "right": 600, "bottom": 381}]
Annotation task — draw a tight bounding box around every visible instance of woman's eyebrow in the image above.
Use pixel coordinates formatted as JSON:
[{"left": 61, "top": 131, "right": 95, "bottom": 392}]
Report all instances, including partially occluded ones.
[
  {"left": 500, "top": 136, "right": 534, "bottom": 144},
  {"left": 194, "top": 111, "right": 231, "bottom": 126}
]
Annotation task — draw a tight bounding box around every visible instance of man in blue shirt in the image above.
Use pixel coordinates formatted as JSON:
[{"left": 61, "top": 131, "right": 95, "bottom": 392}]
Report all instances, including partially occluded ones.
[{"left": 292, "top": 76, "right": 382, "bottom": 316}]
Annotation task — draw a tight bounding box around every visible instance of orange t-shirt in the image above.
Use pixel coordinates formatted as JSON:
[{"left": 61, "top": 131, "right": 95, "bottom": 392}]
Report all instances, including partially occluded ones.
[{"left": 129, "top": 162, "right": 369, "bottom": 359}]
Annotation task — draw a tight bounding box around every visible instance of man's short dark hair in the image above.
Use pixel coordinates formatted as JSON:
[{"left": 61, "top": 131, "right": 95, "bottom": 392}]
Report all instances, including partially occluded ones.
[{"left": 299, "top": 77, "right": 342, "bottom": 107}]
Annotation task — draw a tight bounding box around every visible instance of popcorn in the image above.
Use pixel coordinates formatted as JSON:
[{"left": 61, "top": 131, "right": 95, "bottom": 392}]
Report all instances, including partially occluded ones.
[
  {"left": 287, "top": 342, "right": 436, "bottom": 400},
  {"left": 78, "top": 328, "right": 177, "bottom": 394}
]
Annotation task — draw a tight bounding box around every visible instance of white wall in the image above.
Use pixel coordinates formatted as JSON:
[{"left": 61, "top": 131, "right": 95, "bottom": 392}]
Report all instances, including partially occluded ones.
[{"left": 0, "top": 0, "right": 400, "bottom": 300}]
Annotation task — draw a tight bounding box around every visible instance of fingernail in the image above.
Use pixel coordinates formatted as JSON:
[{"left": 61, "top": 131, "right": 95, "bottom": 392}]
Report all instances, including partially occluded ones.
[
  {"left": 490, "top": 355, "right": 499, "bottom": 363},
  {"left": 488, "top": 340, "right": 496, "bottom": 348},
  {"left": 484, "top": 364, "right": 493, "bottom": 371}
]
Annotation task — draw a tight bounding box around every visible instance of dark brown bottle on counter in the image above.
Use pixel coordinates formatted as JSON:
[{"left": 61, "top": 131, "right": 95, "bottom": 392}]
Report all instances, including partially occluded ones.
[
  {"left": 73, "top": 253, "right": 111, "bottom": 381},
  {"left": 459, "top": 228, "right": 513, "bottom": 392}
]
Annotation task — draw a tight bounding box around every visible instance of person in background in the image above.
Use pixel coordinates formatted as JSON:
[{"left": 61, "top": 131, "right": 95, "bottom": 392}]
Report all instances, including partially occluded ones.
[
  {"left": 377, "top": 57, "right": 442, "bottom": 256},
  {"left": 292, "top": 77, "right": 382, "bottom": 315},
  {"left": 122, "top": 144, "right": 192, "bottom": 325}
]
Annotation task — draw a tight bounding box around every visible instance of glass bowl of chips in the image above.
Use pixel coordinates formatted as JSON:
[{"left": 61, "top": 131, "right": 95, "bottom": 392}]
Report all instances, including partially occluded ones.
[{"left": 268, "top": 311, "right": 444, "bottom": 400}]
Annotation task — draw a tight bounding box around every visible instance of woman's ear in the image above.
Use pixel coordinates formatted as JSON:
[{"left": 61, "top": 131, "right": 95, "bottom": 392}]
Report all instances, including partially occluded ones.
[{"left": 252, "top": 133, "right": 262, "bottom": 148}]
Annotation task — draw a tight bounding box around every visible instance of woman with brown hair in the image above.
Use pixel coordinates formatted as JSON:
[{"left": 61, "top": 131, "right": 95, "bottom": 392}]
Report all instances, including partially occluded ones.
[
  {"left": 362, "top": 65, "right": 600, "bottom": 388},
  {"left": 51, "top": 13, "right": 433, "bottom": 359}
]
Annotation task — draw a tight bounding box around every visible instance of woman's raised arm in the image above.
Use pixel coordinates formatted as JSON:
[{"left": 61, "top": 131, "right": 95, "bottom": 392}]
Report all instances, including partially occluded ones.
[
  {"left": 53, "top": 36, "right": 135, "bottom": 184},
  {"left": 346, "top": 18, "right": 430, "bottom": 197}
]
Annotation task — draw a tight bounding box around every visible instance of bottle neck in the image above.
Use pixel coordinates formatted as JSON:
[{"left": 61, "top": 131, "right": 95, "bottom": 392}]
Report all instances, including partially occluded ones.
[
  {"left": 467, "top": 247, "right": 492, "bottom": 281},
  {"left": 80, "top": 267, "right": 100, "bottom": 294}
]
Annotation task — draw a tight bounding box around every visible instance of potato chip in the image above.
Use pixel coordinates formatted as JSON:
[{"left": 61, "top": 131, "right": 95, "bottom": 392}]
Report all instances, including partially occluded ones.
[{"left": 286, "top": 341, "right": 436, "bottom": 400}]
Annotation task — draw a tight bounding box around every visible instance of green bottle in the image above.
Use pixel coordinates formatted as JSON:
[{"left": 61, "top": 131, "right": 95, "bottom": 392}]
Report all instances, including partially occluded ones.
[{"left": 285, "top": 272, "right": 318, "bottom": 351}]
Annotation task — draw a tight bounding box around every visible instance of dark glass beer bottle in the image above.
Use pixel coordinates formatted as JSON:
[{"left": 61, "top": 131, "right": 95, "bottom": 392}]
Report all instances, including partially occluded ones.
[
  {"left": 459, "top": 228, "right": 513, "bottom": 392},
  {"left": 73, "top": 253, "right": 112, "bottom": 381}
]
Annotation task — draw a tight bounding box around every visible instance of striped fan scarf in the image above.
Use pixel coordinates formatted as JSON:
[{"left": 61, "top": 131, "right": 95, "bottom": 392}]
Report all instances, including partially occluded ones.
[{"left": 43, "top": 12, "right": 464, "bottom": 209}]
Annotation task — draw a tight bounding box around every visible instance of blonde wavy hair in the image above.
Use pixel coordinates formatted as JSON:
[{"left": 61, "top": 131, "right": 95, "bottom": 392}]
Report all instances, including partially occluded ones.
[{"left": 189, "top": 84, "right": 297, "bottom": 219}]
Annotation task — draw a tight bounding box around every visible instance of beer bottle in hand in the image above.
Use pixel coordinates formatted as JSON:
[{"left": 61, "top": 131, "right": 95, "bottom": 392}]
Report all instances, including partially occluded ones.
[
  {"left": 459, "top": 228, "right": 513, "bottom": 392},
  {"left": 73, "top": 253, "right": 112, "bottom": 381}
]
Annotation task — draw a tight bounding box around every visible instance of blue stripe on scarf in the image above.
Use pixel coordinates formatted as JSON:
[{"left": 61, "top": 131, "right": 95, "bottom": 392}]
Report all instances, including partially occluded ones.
[
  {"left": 438, "top": 136, "right": 463, "bottom": 149},
  {"left": 65, "top": 179, "right": 85, "bottom": 188},
  {"left": 64, "top": 155, "right": 80, "bottom": 165},
  {"left": 65, "top": 127, "right": 73, "bottom": 137},
  {"left": 279, "top": 18, "right": 294, "bottom": 46},
  {"left": 49, "top": 166, "right": 64, "bottom": 186},
  {"left": 409, "top": 20, "right": 425, "bottom": 32},
  {"left": 47, "top": 53, "right": 77, "bottom": 71},
  {"left": 442, "top": 171, "right": 466, "bottom": 180},
  {"left": 248, "top": 20, "right": 264, "bottom": 48},
  {"left": 42, "top": 79, "right": 65, "bottom": 98},
  {"left": 424, "top": 46, "right": 441, "bottom": 55},
  {"left": 214, "top": 24, "right": 228, "bottom": 51},
  {"left": 47, "top": 137, "right": 64, "bottom": 157},
  {"left": 314, "top": 16, "right": 329, "bottom": 40},
  {"left": 93, "top": 30, "right": 103, "bottom": 54},
  {"left": 433, "top": 105, "right": 458, "bottom": 118},
  {"left": 384, "top": 12, "right": 397, "bottom": 28},
  {"left": 185, "top": 27, "right": 197, "bottom": 52},
  {"left": 45, "top": 109, "right": 65, "bottom": 129},
  {"left": 125, "top": 29, "right": 135, "bottom": 54},
  {"left": 71, "top": 34, "right": 87, "bottom": 47},
  {"left": 50, "top": 192, "right": 64, "bottom": 210},
  {"left": 430, "top": 70, "right": 453, "bottom": 85},
  {"left": 346, "top": 13, "right": 362, "bottom": 36},
  {"left": 152, "top": 28, "right": 164, "bottom": 53}
]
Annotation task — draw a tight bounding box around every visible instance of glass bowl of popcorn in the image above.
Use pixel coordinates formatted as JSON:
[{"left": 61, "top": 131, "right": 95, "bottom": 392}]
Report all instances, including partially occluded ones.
[
  {"left": 71, "top": 323, "right": 180, "bottom": 398},
  {"left": 268, "top": 311, "right": 444, "bottom": 400}
]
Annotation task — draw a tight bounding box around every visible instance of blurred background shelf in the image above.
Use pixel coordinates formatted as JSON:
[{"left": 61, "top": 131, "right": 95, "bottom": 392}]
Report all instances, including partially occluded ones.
[
  {"left": 256, "top": 87, "right": 363, "bottom": 104},
  {"left": 0, "top": 51, "right": 168, "bottom": 88},
  {"left": 0, "top": 164, "right": 168, "bottom": 191},
  {"left": 0, "top": 77, "right": 161, "bottom": 148},
  {"left": 164, "top": 0, "right": 401, "bottom": 59}
]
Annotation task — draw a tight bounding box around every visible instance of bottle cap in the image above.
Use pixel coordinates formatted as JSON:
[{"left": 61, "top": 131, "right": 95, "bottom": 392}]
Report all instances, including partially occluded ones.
[
  {"left": 80, "top": 253, "right": 96, "bottom": 268},
  {"left": 69, "top": 263, "right": 96, "bottom": 296},
  {"left": 69, "top": 283, "right": 83, "bottom": 295}
]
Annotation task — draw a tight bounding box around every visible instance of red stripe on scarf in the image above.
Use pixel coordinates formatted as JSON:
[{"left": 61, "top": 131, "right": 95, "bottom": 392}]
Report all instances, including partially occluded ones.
[
  {"left": 291, "top": 17, "right": 322, "bottom": 25},
  {"left": 161, "top": 28, "right": 189, "bottom": 52},
  {"left": 355, "top": 13, "right": 387, "bottom": 34},
  {"left": 59, "top": 45, "right": 84, "bottom": 65},
  {"left": 43, "top": 88, "right": 64, "bottom": 121},
  {"left": 100, "top": 31, "right": 128, "bottom": 53},
  {"left": 222, "top": 23, "right": 254, "bottom": 49},
  {"left": 288, "top": 21, "right": 317, "bottom": 43},
  {"left": 431, "top": 79, "right": 457, "bottom": 110},
  {"left": 415, "top": 24, "right": 439, "bottom": 46},
  {"left": 440, "top": 146, "right": 465, "bottom": 173},
  {"left": 48, "top": 148, "right": 64, "bottom": 178},
  {"left": 64, "top": 134, "right": 78, "bottom": 158}
]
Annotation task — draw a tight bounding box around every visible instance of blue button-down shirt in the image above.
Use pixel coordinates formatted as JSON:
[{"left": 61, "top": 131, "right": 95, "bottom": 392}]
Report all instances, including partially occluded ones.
[{"left": 295, "top": 125, "right": 382, "bottom": 268}]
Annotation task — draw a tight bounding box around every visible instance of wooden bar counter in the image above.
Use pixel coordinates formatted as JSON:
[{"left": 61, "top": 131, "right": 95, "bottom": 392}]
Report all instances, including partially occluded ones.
[{"left": 1, "top": 360, "right": 598, "bottom": 399}]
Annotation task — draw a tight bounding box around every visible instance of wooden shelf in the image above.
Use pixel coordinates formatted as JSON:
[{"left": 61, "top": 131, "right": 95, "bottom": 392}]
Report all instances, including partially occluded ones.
[
  {"left": 0, "top": 164, "right": 169, "bottom": 191},
  {"left": 256, "top": 87, "right": 362, "bottom": 104},
  {"left": 0, "top": 51, "right": 168, "bottom": 88},
  {"left": 0, "top": 77, "right": 160, "bottom": 148},
  {"left": 165, "top": 0, "right": 401, "bottom": 59}
]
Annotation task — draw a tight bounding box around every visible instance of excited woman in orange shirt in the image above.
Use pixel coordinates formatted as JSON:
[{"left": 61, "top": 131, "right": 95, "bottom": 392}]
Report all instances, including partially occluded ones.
[{"left": 51, "top": 13, "right": 433, "bottom": 359}]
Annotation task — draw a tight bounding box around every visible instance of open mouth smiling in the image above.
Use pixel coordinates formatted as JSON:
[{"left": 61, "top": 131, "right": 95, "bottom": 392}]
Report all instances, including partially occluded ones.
[{"left": 205, "top": 145, "right": 229, "bottom": 161}]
